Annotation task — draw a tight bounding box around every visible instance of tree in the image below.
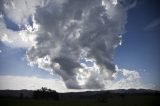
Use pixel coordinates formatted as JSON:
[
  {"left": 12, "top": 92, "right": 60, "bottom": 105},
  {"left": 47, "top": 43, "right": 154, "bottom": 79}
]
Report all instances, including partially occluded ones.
[{"left": 33, "top": 87, "right": 59, "bottom": 100}]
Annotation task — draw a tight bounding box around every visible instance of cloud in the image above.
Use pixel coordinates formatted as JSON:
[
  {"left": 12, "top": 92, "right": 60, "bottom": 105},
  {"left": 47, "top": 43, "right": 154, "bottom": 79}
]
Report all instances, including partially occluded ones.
[
  {"left": 0, "top": 68, "right": 154, "bottom": 91},
  {"left": 106, "top": 67, "right": 159, "bottom": 91},
  {"left": 2, "top": 0, "right": 42, "bottom": 24},
  {"left": 0, "top": 0, "right": 41, "bottom": 48},
  {"left": 108, "top": 68, "right": 142, "bottom": 89},
  {"left": 0, "top": 75, "right": 68, "bottom": 92},
  {"left": 120, "top": 69, "right": 140, "bottom": 81},
  {"left": 0, "top": 50, "right": 2, "bottom": 53},
  {"left": 145, "top": 18, "right": 160, "bottom": 31},
  {"left": 119, "top": 0, "right": 137, "bottom": 10},
  {"left": 26, "top": 0, "right": 127, "bottom": 89},
  {"left": 0, "top": 13, "right": 37, "bottom": 48},
  {"left": 0, "top": 0, "right": 141, "bottom": 90}
]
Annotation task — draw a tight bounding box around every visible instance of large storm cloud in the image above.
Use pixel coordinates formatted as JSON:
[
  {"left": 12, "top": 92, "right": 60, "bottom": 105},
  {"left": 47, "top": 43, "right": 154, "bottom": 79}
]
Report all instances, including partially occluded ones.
[{"left": 0, "top": 0, "right": 129, "bottom": 89}]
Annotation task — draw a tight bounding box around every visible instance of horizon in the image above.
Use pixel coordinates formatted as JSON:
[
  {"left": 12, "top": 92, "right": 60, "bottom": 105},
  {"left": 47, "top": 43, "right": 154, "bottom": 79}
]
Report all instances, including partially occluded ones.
[{"left": 1, "top": 87, "right": 160, "bottom": 94}]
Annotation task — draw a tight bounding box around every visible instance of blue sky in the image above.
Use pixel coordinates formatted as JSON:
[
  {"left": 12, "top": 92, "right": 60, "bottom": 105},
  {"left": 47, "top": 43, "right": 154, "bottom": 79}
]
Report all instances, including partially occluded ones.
[
  {"left": 0, "top": 43, "right": 54, "bottom": 78},
  {"left": 0, "top": 0, "right": 160, "bottom": 91},
  {"left": 114, "top": 0, "right": 160, "bottom": 86}
]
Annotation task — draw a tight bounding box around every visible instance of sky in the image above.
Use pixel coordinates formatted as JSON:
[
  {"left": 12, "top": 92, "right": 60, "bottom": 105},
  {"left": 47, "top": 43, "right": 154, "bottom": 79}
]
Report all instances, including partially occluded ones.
[{"left": 0, "top": 0, "right": 160, "bottom": 92}]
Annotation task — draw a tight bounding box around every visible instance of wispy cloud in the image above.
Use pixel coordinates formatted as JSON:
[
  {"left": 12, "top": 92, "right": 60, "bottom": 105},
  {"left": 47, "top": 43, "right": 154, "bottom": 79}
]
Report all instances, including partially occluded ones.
[
  {"left": 145, "top": 18, "right": 160, "bottom": 31},
  {"left": 119, "top": 0, "right": 137, "bottom": 10}
]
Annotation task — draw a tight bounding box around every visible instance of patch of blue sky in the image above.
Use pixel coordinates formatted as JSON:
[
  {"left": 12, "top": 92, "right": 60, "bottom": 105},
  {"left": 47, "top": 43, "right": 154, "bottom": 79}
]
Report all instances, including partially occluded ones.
[
  {"left": 79, "top": 58, "right": 94, "bottom": 67},
  {"left": 0, "top": 43, "right": 58, "bottom": 79},
  {"left": 3, "top": 15, "right": 34, "bottom": 31},
  {"left": 113, "top": 0, "right": 160, "bottom": 86},
  {"left": 3, "top": 16, "right": 21, "bottom": 31}
]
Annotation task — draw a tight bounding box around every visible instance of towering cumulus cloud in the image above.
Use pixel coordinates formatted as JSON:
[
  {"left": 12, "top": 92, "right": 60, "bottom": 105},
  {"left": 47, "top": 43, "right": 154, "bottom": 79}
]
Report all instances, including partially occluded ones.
[{"left": 0, "top": 0, "right": 127, "bottom": 89}]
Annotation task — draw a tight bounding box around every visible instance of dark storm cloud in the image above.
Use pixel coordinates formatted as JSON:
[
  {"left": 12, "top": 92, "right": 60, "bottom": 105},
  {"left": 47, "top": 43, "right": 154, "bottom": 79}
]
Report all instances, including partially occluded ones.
[{"left": 26, "top": 0, "right": 127, "bottom": 89}]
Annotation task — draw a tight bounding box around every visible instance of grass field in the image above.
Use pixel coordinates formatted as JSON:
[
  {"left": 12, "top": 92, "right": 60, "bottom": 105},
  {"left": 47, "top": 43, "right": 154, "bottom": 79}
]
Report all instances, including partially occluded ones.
[{"left": 0, "top": 95, "right": 159, "bottom": 106}]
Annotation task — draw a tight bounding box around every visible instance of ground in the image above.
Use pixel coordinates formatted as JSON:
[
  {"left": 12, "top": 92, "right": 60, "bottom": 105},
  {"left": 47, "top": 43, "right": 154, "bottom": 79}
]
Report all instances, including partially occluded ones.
[{"left": 0, "top": 95, "right": 159, "bottom": 106}]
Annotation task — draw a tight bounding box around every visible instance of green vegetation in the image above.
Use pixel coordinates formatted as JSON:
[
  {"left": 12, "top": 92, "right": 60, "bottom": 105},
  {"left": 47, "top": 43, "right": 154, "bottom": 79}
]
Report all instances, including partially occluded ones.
[{"left": 0, "top": 95, "right": 159, "bottom": 106}]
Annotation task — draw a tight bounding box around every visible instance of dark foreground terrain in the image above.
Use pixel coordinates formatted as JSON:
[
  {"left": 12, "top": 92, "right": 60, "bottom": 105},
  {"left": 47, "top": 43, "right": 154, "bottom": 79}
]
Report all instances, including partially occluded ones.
[{"left": 0, "top": 88, "right": 160, "bottom": 106}]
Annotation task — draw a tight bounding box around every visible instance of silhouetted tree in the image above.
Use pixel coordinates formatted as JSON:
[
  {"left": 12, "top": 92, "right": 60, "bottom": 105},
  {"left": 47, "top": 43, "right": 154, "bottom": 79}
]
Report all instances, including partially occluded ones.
[{"left": 33, "top": 87, "right": 59, "bottom": 100}]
